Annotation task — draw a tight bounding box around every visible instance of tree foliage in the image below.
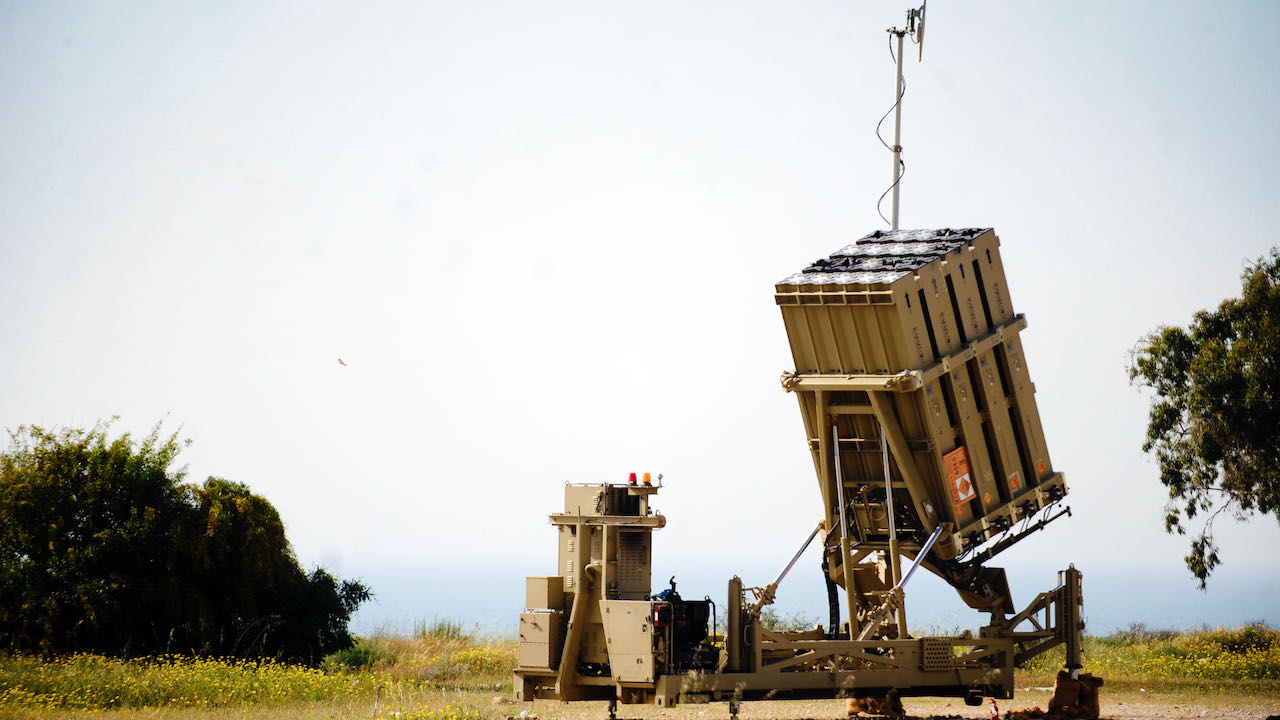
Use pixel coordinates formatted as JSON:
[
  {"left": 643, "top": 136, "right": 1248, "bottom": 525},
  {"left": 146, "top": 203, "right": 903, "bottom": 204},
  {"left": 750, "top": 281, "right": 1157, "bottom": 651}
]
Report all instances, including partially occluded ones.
[
  {"left": 1128, "top": 248, "right": 1280, "bottom": 587},
  {"left": 0, "top": 421, "right": 369, "bottom": 663}
]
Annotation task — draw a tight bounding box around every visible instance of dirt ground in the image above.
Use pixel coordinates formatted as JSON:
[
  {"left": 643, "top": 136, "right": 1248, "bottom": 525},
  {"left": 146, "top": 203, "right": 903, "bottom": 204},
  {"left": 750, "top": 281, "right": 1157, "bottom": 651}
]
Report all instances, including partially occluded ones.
[
  {"left": 0, "top": 688, "right": 1274, "bottom": 720},
  {"left": 518, "top": 689, "right": 1280, "bottom": 720}
]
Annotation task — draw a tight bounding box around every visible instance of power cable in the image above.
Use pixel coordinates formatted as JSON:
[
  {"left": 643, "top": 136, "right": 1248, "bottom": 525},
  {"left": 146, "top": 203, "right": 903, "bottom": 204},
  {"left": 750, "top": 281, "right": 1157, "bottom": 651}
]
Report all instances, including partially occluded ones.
[{"left": 876, "top": 32, "right": 907, "bottom": 228}]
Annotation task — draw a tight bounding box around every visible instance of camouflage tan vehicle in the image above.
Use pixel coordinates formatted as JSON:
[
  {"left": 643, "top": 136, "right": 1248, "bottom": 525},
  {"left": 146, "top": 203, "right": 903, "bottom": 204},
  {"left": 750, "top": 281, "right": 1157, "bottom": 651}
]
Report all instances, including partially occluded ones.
[{"left": 514, "top": 229, "right": 1098, "bottom": 718}]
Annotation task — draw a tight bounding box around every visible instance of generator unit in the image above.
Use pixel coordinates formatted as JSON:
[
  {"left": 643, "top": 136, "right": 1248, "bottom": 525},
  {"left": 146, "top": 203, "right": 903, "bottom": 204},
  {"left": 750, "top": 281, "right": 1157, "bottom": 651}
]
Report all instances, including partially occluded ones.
[{"left": 514, "top": 230, "right": 1093, "bottom": 717}]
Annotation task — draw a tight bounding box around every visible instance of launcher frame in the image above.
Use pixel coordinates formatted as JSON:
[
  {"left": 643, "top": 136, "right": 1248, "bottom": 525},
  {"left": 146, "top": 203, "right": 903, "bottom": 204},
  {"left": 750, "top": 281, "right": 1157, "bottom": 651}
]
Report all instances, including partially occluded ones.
[{"left": 513, "top": 229, "right": 1088, "bottom": 716}]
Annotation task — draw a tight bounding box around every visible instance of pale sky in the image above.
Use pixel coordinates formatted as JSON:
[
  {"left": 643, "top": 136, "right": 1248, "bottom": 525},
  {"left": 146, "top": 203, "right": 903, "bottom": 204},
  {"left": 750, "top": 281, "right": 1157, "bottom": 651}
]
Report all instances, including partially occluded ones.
[{"left": 3, "top": 1, "right": 1278, "bottom": 631}]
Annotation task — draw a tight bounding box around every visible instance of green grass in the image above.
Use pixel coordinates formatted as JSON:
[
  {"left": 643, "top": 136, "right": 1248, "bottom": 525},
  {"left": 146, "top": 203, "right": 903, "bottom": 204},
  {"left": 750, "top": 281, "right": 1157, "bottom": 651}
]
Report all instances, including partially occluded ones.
[
  {"left": 0, "top": 624, "right": 1275, "bottom": 716},
  {"left": 1019, "top": 623, "right": 1280, "bottom": 693},
  {"left": 0, "top": 653, "right": 380, "bottom": 710},
  {"left": 0, "top": 632, "right": 516, "bottom": 716}
]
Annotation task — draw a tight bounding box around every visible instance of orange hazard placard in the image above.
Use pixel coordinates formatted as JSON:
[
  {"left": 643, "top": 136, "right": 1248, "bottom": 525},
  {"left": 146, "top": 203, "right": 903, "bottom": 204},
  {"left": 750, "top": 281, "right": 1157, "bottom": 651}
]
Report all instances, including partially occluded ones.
[{"left": 944, "top": 446, "right": 975, "bottom": 508}]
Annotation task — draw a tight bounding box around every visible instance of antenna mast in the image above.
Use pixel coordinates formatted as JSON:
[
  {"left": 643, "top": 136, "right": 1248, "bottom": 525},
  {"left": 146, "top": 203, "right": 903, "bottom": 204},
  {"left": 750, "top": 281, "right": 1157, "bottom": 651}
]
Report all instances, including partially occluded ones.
[{"left": 886, "top": 2, "right": 926, "bottom": 230}]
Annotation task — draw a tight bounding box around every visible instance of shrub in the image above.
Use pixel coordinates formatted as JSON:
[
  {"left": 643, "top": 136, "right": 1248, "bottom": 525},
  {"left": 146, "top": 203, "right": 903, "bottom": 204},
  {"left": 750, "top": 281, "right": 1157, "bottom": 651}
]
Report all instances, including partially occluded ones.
[
  {"left": 1201, "top": 623, "right": 1277, "bottom": 655},
  {"left": 325, "top": 639, "right": 395, "bottom": 670},
  {"left": 759, "top": 607, "right": 819, "bottom": 632},
  {"left": 0, "top": 421, "right": 370, "bottom": 663},
  {"left": 1109, "top": 622, "right": 1181, "bottom": 643}
]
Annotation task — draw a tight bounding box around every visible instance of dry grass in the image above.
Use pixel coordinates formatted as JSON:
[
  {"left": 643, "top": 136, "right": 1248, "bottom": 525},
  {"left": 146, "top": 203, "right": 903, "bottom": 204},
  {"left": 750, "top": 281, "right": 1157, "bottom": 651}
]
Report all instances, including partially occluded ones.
[{"left": 363, "top": 632, "right": 514, "bottom": 688}]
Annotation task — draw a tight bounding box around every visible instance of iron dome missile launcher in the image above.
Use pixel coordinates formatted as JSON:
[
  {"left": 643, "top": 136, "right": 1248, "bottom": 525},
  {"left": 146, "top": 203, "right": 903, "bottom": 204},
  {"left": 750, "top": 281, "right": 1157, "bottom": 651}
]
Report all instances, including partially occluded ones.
[{"left": 514, "top": 229, "right": 1092, "bottom": 717}]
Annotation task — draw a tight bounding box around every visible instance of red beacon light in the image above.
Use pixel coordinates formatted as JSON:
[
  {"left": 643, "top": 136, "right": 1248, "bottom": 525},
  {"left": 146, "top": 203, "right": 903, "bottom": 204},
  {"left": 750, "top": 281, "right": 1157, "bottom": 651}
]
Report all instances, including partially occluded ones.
[{"left": 627, "top": 472, "right": 637, "bottom": 485}]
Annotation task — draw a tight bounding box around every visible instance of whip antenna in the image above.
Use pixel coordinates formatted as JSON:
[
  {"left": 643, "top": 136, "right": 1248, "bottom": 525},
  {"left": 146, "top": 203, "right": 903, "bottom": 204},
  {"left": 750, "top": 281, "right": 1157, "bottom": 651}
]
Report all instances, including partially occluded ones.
[{"left": 880, "top": 2, "right": 927, "bottom": 230}]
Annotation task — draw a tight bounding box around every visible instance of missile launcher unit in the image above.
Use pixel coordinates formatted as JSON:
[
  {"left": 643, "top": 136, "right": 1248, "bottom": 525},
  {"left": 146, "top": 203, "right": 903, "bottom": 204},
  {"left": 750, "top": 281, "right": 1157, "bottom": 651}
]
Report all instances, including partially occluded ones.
[{"left": 514, "top": 230, "right": 1094, "bottom": 717}]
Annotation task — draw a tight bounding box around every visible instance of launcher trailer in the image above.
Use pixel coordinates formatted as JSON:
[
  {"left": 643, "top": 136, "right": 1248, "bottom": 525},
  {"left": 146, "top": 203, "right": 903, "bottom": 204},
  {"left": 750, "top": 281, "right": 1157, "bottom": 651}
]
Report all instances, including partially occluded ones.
[{"left": 514, "top": 229, "right": 1094, "bottom": 717}]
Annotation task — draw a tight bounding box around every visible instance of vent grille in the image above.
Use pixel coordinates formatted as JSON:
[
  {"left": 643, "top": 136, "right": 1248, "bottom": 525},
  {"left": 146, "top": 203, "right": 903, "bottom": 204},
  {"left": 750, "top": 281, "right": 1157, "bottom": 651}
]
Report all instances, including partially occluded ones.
[
  {"left": 920, "top": 638, "right": 954, "bottom": 671},
  {"left": 617, "top": 532, "right": 646, "bottom": 586}
]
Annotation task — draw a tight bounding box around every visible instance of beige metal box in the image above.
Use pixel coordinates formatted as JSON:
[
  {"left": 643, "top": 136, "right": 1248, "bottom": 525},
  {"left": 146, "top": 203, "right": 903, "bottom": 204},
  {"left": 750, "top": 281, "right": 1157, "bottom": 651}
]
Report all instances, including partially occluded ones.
[
  {"left": 518, "top": 610, "right": 563, "bottom": 669},
  {"left": 525, "top": 575, "right": 565, "bottom": 611}
]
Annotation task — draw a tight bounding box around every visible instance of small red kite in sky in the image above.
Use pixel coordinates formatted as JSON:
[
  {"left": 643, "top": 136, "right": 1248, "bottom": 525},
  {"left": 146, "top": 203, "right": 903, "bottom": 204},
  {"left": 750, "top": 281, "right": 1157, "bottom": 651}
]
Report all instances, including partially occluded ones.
[{"left": 338, "top": 358, "right": 348, "bottom": 367}]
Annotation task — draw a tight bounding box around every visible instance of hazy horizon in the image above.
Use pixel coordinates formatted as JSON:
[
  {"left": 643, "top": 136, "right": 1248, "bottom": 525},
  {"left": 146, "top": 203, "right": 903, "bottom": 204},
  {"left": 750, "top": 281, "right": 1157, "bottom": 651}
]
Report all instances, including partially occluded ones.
[{"left": 343, "top": 552, "right": 1280, "bottom": 638}]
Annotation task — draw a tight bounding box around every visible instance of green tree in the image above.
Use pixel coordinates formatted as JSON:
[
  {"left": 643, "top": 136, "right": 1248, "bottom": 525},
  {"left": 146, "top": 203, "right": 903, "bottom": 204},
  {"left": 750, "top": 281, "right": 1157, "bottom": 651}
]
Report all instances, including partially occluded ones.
[
  {"left": 0, "top": 420, "right": 369, "bottom": 662},
  {"left": 1128, "top": 248, "right": 1280, "bottom": 587}
]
